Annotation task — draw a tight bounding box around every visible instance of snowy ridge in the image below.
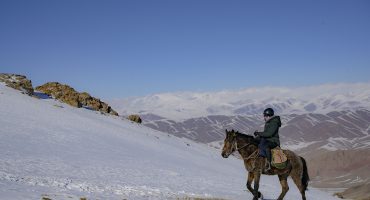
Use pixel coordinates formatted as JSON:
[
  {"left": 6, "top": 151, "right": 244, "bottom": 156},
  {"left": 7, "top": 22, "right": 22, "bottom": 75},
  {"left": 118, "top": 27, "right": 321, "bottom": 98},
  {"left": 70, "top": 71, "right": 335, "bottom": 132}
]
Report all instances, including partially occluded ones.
[
  {"left": 136, "top": 109, "right": 370, "bottom": 152},
  {"left": 0, "top": 83, "right": 340, "bottom": 199},
  {"left": 110, "top": 82, "right": 370, "bottom": 120}
]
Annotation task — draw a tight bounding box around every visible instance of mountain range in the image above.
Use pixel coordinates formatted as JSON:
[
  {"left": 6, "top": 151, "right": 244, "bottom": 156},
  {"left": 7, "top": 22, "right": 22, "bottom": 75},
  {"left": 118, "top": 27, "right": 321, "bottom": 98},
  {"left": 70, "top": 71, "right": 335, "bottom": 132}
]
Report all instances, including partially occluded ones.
[
  {"left": 110, "top": 82, "right": 370, "bottom": 120},
  {"left": 109, "top": 82, "right": 370, "bottom": 199},
  {"left": 109, "top": 83, "right": 370, "bottom": 153}
]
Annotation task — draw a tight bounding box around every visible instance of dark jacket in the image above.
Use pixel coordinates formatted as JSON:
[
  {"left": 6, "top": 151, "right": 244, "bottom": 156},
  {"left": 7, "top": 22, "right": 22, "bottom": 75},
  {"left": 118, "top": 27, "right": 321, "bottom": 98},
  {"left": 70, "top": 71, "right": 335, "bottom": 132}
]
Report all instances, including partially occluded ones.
[{"left": 259, "top": 116, "right": 281, "bottom": 146}]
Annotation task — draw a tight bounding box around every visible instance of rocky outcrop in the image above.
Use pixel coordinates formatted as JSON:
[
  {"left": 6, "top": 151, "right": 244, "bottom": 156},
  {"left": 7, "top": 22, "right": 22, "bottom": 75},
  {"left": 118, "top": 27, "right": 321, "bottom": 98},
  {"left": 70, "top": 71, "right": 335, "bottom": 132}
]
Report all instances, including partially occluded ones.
[
  {"left": 0, "top": 73, "right": 34, "bottom": 95},
  {"left": 36, "top": 82, "right": 118, "bottom": 116},
  {"left": 127, "top": 114, "right": 142, "bottom": 124}
]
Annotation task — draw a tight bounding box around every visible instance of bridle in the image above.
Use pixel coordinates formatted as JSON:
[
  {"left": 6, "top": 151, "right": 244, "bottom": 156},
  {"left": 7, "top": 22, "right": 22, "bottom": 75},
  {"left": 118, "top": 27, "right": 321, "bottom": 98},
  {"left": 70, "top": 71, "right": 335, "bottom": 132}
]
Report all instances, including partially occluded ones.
[
  {"left": 230, "top": 133, "right": 254, "bottom": 152},
  {"left": 236, "top": 141, "right": 254, "bottom": 151},
  {"left": 229, "top": 133, "right": 259, "bottom": 161}
]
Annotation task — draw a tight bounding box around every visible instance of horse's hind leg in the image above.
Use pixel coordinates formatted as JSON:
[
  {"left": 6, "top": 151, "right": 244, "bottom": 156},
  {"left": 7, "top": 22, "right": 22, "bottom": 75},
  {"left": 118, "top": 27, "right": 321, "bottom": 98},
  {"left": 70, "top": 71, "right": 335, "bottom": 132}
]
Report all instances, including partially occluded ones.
[
  {"left": 246, "top": 172, "right": 262, "bottom": 198},
  {"left": 292, "top": 175, "right": 306, "bottom": 200},
  {"left": 277, "top": 174, "right": 289, "bottom": 200}
]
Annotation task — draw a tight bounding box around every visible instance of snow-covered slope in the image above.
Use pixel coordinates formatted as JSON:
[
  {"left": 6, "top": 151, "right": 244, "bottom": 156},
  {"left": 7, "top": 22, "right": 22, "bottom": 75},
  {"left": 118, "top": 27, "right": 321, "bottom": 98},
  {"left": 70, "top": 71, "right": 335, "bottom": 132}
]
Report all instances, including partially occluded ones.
[
  {"left": 0, "top": 83, "right": 339, "bottom": 200},
  {"left": 110, "top": 82, "right": 370, "bottom": 120}
]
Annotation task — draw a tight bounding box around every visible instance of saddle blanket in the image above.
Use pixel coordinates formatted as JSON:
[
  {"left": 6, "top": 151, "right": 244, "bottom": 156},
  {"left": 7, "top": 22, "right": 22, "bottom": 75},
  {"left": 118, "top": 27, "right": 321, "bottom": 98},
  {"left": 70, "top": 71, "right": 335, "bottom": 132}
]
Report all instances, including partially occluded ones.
[{"left": 271, "top": 147, "right": 288, "bottom": 169}]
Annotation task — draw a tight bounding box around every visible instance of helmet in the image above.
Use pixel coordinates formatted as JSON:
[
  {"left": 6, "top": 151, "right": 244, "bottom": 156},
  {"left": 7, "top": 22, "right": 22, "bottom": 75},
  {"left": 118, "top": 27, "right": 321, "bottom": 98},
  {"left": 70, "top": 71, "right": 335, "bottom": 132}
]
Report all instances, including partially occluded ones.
[{"left": 263, "top": 108, "right": 274, "bottom": 117}]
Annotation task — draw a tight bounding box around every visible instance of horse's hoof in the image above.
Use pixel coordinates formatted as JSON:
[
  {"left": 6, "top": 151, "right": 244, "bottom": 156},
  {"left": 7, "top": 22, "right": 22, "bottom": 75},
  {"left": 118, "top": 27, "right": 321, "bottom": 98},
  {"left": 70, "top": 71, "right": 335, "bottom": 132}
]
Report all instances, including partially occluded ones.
[{"left": 258, "top": 191, "right": 262, "bottom": 198}]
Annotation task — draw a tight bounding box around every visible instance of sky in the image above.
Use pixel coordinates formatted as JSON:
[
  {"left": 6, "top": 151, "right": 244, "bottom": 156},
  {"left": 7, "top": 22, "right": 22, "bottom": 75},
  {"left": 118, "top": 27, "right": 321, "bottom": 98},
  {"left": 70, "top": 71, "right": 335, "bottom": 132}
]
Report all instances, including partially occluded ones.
[{"left": 0, "top": 0, "right": 369, "bottom": 99}]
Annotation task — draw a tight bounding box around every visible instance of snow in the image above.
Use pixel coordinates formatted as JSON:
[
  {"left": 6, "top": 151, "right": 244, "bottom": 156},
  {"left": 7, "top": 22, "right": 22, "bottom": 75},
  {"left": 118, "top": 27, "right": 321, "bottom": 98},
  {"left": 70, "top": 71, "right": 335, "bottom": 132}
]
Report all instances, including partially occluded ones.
[
  {"left": 284, "top": 141, "right": 318, "bottom": 151},
  {"left": 318, "top": 136, "right": 370, "bottom": 151},
  {"left": 0, "top": 83, "right": 339, "bottom": 200},
  {"left": 110, "top": 82, "right": 370, "bottom": 120}
]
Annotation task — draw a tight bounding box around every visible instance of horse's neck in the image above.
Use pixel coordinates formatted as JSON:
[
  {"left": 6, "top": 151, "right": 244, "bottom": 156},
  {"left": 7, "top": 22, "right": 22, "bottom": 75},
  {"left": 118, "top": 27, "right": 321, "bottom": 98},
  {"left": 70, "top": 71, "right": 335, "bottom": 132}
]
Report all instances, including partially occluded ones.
[{"left": 236, "top": 137, "right": 258, "bottom": 159}]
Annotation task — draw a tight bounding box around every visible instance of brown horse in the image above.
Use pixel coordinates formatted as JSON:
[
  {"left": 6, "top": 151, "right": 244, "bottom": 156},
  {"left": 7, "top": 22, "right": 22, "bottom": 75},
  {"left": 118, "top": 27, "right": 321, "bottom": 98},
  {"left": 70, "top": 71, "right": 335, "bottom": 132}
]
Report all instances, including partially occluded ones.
[{"left": 221, "top": 129, "right": 309, "bottom": 200}]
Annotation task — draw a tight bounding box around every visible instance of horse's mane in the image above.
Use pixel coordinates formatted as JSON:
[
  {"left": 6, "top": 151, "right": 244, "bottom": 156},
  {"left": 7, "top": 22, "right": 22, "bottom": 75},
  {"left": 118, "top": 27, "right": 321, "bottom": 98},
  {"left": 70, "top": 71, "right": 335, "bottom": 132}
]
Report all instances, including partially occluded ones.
[{"left": 235, "top": 131, "right": 259, "bottom": 145}]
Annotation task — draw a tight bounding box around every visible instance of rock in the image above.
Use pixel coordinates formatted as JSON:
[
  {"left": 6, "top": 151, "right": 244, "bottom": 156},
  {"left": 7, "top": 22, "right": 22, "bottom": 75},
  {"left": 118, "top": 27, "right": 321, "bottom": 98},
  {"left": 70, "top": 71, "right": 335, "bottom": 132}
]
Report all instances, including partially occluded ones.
[
  {"left": 36, "top": 82, "right": 118, "bottom": 116},
  {"left": 127, "top": 114, "right": 142, "bottom": 124},
  {"left": 0, "top": 73, "right": 34, "bottom": 95}
]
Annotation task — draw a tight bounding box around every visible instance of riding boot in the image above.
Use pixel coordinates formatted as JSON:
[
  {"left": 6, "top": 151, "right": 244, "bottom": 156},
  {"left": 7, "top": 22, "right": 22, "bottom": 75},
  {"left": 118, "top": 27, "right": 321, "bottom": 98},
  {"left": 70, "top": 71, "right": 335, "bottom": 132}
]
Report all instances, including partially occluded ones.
[{"left": 265, "top": 148, "right": 272, "bottom": 171}]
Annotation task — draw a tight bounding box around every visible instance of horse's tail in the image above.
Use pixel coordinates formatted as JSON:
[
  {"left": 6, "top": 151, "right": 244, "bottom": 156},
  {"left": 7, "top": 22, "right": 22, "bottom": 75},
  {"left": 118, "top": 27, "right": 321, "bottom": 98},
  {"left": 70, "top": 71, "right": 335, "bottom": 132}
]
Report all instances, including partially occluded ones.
[{"left": 300, "top": 156, "right": 309, "bottom": 191}]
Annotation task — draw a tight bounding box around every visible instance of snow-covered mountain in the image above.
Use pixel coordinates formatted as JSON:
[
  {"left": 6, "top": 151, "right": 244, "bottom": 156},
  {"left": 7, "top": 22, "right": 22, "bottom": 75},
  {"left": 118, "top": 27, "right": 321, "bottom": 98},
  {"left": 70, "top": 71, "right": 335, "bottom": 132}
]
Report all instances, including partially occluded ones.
[
  {"left": 110, "top": 82, "right": 370, "bottom": 120},
  {"left": 0, "top": 83, "right": 339, "bottom": 200},
  {"left": 133, "top": 108, "right": 370, "bottom": 192},
  {"left": 137, "top": 110, "right": 370, "bottom": 150},
  {"left": 109, "top": 82, "right": 370, "bottom": 194},
  {"left": 111, "top": 82, "right": 370, "bottom": 151}
]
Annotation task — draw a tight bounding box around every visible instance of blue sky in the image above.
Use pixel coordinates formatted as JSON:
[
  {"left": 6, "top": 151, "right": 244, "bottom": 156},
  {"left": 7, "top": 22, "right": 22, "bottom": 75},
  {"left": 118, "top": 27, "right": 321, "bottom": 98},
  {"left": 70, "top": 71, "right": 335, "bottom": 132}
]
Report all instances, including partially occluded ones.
[{"left": 1, "top": 0, "right": 369, "bottom": 99}]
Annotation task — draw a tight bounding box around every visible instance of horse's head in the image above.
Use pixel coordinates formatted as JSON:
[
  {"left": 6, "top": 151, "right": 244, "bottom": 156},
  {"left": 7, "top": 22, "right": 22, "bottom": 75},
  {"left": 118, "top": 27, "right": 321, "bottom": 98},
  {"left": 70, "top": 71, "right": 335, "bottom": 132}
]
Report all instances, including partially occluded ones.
[{"left": 221, "top": 129, "right": 238, "bottom": 158}]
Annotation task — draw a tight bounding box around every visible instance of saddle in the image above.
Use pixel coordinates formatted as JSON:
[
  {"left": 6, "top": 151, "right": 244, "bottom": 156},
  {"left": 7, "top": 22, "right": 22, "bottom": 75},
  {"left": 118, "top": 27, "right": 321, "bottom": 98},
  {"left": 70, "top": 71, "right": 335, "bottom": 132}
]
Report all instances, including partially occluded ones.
[{"left": 271, "top": 147, "right": 288, "bottom": 169}]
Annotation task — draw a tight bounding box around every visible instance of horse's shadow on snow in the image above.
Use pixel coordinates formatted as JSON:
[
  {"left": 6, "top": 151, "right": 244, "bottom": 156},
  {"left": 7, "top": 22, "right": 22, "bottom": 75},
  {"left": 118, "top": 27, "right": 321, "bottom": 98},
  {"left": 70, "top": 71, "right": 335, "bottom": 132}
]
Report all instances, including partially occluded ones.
[{"left": 260, "top": 195, "right": 276, "bottom": 200}]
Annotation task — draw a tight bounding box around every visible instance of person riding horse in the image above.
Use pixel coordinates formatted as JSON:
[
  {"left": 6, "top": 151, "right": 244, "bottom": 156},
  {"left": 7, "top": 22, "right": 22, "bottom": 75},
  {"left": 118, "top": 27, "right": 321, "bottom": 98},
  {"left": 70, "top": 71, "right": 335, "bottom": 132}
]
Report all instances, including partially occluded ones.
[
  {"left": 221, "top": 108, "right": 309, "bottom": 200},
  {"left": 254, "top": 108, "right": 281, "bottom": 171}
]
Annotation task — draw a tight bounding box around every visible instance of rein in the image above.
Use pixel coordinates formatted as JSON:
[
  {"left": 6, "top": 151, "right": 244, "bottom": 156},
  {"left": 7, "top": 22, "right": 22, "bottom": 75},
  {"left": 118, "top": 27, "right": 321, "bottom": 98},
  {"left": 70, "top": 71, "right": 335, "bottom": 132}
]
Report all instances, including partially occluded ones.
[
  {"left": 234, "top": 136, "right": 259, "bottom": 161},
  {"left": 244, "top": 149, "right": 259, "bottom": 161},
  {"left": 236, "top": 142, "right": 254, "bottom": 151}
]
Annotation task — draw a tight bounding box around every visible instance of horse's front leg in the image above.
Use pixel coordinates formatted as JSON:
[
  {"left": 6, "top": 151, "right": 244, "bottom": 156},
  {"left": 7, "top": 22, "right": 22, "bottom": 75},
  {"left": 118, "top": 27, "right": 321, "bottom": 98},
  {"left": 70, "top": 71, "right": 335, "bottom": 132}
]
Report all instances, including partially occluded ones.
[
  {"left": 246, "top": 172, "right": 254, "bottom": 194},
  {"left": 252, "top": 172, "right": 261, "bottom": 200},
  {"left": 246, "top": 172, "right": 262, "bottom": 199}
]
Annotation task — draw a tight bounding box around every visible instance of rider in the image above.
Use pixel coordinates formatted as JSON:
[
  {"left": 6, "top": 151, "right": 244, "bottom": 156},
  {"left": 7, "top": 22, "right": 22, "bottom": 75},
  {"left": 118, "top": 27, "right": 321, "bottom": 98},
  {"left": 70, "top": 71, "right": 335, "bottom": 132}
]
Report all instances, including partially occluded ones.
[{"left": 254, "top": 108, "right": 281, "bottom": 170}]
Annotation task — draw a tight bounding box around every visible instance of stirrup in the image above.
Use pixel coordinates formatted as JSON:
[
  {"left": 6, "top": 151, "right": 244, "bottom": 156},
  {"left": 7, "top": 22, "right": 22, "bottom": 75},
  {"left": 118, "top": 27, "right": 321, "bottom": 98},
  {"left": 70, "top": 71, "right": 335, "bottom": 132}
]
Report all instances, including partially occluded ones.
[{"left": 265, "top": 159, "right": 271, "bottom": 171}]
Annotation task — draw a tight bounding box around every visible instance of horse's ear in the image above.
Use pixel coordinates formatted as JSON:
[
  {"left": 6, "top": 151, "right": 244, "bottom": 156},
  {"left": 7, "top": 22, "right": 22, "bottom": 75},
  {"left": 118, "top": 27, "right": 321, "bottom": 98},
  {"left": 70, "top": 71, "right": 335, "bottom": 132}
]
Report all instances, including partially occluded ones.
[
  {"left": 232, "top": 131, "right": 237, "bottom": 137},
  {"left": 231, "top": 129, "right": 234, "bottom": 132}
]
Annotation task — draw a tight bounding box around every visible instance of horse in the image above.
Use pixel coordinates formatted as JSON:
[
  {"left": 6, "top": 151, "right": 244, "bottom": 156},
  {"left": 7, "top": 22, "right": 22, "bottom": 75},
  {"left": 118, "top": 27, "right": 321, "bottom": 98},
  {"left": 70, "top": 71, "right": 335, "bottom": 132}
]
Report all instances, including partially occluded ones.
[{"left": 221, "top": 129, "right": 309, "bottom": 200}]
